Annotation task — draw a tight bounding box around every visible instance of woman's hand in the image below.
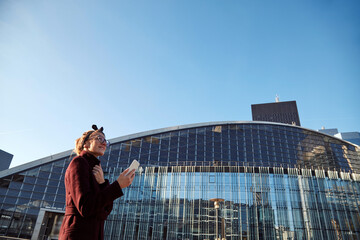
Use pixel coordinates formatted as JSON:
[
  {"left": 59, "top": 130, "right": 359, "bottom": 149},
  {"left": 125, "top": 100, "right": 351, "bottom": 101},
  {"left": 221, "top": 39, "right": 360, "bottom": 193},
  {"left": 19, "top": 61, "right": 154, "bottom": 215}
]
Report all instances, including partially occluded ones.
[
  {"left": 117, "top": 169, "right": 135, "bottom": 189},
  {"left": 92, "top": 164, "right": 105, "bottom": 184}
]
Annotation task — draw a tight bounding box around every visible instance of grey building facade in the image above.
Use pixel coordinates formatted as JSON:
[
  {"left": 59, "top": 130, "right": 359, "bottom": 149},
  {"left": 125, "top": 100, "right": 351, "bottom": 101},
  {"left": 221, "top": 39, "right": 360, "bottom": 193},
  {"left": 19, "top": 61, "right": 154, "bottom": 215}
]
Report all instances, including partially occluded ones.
[
  {"left": 335, "top": 132, "right": 360, "bottom": 146},
  {"left": 318, "top": 128, "right": 360, "bottom": 146},
  {"left": 0, "top": 150, "right": 13, "bottom": 171},
  {"left": 0, "top": 121, "right": 360, "bottom": 239}
]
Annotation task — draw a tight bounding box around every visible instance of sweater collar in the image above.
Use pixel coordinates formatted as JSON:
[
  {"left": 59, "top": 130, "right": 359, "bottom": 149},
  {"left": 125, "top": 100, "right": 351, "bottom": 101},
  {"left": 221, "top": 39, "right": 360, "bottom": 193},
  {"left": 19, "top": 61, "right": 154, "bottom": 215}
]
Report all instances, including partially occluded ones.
[{"left": 80, "top": 151, "right": 100, "bottom": 166}]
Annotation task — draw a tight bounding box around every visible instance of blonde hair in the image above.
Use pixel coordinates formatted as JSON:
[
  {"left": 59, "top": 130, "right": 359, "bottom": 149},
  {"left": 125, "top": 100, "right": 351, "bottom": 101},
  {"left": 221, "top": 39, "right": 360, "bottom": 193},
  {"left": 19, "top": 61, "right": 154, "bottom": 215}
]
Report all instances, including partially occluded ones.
[{"left": 74, "top": 130, "right": 105, "bottom": 155}]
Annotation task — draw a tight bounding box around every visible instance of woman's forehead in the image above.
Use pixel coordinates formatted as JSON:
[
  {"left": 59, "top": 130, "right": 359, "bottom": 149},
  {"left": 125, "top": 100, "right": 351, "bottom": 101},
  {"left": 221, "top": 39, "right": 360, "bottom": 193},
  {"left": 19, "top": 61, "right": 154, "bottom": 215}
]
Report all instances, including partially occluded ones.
[{"left": 92, "top": 132, "right": 105, "bottom": 137}]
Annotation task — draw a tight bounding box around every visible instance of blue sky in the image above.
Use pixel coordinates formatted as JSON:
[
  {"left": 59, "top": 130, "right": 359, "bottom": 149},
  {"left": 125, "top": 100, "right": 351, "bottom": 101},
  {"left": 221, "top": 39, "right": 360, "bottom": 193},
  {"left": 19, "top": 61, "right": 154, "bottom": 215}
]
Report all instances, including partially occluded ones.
[{"left": 1, "top": 0, "right": 359, "bottom": 168}]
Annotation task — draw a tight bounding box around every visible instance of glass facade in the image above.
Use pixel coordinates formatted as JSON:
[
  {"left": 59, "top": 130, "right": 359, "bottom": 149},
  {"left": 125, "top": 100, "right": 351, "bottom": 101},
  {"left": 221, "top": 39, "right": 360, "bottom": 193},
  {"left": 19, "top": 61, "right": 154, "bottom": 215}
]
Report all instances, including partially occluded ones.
[{"left": 0, "top": 122, "right": 360, "bottom": 239}]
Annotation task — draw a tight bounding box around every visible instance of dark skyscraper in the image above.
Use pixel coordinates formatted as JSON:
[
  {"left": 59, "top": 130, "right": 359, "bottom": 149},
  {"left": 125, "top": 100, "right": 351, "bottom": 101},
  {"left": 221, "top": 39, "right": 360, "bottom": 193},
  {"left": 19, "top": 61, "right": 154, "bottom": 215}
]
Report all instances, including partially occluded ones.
[{"left": 251, "top": 99, "right": 301, "bottom": 126}]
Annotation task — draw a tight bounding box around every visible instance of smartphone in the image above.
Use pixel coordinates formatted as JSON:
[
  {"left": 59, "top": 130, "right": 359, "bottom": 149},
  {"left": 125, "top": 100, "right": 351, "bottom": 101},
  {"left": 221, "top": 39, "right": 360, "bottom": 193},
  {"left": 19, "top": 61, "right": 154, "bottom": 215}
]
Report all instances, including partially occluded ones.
[{"left": 125, "top": 160, "right": 140, "bottom": 175}]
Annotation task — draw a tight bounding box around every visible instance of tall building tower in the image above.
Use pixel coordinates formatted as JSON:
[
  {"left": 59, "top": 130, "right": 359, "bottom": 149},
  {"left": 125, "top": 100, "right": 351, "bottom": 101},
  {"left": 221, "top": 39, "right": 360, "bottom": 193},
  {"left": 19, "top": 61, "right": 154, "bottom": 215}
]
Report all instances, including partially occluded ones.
[
  {"left": 318, "top": 127, "right": 339, "bottom": 136},
  {"left": 0, "top": 150, "right": 13, "bottom": 171},
  {"left": 251, "top": 96, "right": 301, "bottom": 126}
]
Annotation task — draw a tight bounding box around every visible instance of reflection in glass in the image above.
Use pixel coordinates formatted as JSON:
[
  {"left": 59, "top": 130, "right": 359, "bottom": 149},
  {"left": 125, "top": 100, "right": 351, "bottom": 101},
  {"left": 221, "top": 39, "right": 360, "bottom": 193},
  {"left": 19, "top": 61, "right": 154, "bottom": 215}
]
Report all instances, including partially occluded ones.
[{"left": 0, "top": 123, "right": 360, "bottom": 239}]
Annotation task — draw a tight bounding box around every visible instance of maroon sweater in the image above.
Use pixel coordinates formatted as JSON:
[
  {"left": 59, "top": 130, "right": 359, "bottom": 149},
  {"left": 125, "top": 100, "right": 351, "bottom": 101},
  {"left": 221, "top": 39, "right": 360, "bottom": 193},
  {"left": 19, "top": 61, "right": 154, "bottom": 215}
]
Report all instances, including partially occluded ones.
[{"left": 59, "top": 151, "right": 123, "bottom": 240}]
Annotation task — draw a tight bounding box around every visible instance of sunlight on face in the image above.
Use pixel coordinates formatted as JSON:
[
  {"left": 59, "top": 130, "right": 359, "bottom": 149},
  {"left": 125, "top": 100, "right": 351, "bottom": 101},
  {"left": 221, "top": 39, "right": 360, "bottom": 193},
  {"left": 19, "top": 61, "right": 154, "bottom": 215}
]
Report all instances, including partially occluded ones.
[{"left": 86, "top": 133, "right": 107, "bottom": 157}]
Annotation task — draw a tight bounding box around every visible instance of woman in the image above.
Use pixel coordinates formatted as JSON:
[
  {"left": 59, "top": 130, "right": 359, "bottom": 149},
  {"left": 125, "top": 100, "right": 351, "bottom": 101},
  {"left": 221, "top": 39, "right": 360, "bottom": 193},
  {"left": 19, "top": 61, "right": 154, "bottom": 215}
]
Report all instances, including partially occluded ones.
[{"left": 59, "top": 125, "right": 135, "bottom": 240}]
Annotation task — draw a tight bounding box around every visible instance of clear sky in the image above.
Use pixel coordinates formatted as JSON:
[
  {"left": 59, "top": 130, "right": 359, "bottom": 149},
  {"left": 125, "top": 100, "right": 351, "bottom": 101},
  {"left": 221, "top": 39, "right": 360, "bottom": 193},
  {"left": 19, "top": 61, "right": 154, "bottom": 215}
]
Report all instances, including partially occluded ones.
[{"left": 1, "top": 0, "right": 359, "bottom": 168}]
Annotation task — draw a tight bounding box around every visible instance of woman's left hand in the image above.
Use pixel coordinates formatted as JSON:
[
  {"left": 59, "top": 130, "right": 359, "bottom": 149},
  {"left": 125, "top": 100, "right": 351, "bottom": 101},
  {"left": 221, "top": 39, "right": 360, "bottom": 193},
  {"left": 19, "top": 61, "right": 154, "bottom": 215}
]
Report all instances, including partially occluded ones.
[{"left": 92, "top": 164, "right": 105, "bottom": 184}]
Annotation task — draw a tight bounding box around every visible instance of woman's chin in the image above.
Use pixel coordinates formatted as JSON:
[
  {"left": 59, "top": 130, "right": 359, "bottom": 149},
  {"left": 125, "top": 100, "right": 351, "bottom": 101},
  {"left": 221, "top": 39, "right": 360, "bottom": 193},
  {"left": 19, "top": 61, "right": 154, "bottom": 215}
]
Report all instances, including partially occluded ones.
[{"left": 88, "top": 150, "right": 104, "bottom": 157}]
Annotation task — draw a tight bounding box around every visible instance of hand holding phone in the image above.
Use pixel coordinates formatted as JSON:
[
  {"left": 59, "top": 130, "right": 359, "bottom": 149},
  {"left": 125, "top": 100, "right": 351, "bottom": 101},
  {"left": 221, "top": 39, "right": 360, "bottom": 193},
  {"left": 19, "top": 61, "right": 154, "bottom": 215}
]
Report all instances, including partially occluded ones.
[{"left": 125, "top": 160, "right": 140, "bottom": 176}]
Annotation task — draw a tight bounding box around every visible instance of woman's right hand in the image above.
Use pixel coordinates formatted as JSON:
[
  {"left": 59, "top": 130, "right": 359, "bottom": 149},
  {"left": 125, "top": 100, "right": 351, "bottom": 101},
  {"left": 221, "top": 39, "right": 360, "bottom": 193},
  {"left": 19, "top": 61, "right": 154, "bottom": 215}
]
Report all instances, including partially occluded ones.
[{"left": 117, "top": 169, "right": 135, "bottom": 189}]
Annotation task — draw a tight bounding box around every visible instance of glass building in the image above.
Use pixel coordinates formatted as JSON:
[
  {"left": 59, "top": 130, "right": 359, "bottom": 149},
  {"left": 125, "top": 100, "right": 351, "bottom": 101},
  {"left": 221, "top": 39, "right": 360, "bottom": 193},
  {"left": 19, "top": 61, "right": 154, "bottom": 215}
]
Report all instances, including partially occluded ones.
[{"left": 0, "top": 121, "right": 360, "bottom": 240}]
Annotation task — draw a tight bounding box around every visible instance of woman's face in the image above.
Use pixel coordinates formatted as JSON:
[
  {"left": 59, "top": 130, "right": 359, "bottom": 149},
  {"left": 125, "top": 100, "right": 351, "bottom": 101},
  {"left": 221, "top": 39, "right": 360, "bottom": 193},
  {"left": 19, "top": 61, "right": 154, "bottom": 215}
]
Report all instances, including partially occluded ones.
[{"left": 84, "top": 133, "right": 107, "bottom": 157}]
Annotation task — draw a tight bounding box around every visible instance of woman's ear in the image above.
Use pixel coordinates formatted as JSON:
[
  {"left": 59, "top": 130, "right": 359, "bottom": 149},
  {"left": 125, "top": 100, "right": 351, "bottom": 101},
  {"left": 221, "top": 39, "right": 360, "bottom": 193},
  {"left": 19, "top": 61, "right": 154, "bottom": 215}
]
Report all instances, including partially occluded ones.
[{"left": 83, "top": 141, "right": 90, "bottom": 149}]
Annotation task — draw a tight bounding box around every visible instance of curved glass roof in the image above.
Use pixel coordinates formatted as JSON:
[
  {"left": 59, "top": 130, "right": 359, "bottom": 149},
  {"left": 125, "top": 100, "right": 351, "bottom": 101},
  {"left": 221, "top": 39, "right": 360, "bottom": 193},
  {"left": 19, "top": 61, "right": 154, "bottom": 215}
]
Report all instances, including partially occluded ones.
[{"left": 2, "top": 121, "right": 360, "bottom": 178}]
